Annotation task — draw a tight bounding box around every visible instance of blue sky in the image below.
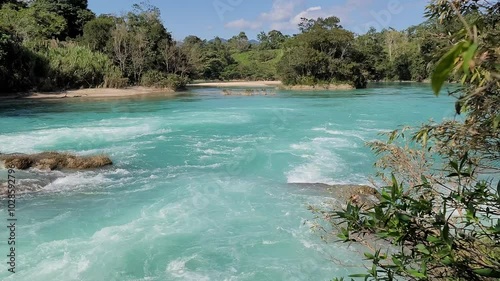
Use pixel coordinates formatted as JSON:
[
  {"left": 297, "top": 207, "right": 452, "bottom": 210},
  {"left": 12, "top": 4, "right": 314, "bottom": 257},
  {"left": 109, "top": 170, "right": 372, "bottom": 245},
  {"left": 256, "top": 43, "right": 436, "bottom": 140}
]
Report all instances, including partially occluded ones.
[{"left": 88, "top": 0, "right": 428, "bottom": 40}]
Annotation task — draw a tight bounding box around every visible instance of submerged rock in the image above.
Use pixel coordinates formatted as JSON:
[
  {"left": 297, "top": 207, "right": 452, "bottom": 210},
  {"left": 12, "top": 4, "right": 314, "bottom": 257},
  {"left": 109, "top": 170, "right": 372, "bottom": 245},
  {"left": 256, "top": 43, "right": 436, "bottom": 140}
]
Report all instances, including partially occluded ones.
[
  {"left": 0, "top": 152, "right": 112, "bottom": 171},
  {"left": 290, "top": 183, "right": 381, "bottom": 209}
]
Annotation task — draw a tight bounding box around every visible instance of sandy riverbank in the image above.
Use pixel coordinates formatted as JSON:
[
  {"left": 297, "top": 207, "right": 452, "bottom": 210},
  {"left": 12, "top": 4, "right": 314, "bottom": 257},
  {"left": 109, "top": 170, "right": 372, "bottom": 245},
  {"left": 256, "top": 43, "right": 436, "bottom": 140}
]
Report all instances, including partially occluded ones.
[
  {"left": 188, "top": 81, "right": 282, "bottom": 88},
  {"left": 24, "top": 87, "right": 175, "bottom": 99}
]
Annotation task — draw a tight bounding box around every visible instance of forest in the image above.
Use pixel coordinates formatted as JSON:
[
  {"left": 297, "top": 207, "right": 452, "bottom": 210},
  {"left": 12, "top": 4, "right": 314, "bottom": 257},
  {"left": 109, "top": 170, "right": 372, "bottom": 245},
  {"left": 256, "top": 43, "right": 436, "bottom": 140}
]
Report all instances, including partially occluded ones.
[{"left": 0, "top": 0, "right": 467, "bottom": 94}]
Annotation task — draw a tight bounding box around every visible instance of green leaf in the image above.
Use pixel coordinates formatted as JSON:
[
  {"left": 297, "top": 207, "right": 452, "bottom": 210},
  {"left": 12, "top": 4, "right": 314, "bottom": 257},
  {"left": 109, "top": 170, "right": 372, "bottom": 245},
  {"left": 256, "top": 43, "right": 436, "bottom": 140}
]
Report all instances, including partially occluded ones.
[
  {"left": 470, "top": 71, "right": 479, "bottom": 83},
  {"left": 450, "top": 161, "right": 459, "bottom": 172},
  {"left": 497, "top": 180, "right": 500, "bottom": 197},
  {"left": 427, "top": 235, "right": 441, "bottom": 243},
  {"left": 408, "top": 269, "right": 426, "bottom": 279},
  {"left": 460, "top": 73, "right": 467, "bottom": 84},
  {"left": 348, "top": 273, "right": 370, "bottom": 278},
  {"left": 473, "top": 268, "right": 500, "bottom": 278},
  {"left": 432, "top": 41, "right": 469, "bottom": 95},
  {"left": 442, "top": 256, "right": 453, "bottom": 265},
  {"left": 364, "top": 252, "right": 375, "bottom": 259},
  {"left": 459, "top": 152, "right": 468, "bottom": 170},
  {"left": 391, "top": 174, "right": 398, "bottom": 188},
  {"left": 392, "top": 257, "right": 403, "bottom": 268},
  {"left": 442, "top": 223, "right": 450, "bottom": 243},
  {"left": 416, "top": 244, "right": 430, "bottom": 255},
  {"left": 494, "top": 114, "right": 500, "bottom": 130},
  {"left": 398, "top": 214, "right": 411, "bottom": 222},
  {"left": 462, "top": 43, "right": 478, "bottom": 74}
]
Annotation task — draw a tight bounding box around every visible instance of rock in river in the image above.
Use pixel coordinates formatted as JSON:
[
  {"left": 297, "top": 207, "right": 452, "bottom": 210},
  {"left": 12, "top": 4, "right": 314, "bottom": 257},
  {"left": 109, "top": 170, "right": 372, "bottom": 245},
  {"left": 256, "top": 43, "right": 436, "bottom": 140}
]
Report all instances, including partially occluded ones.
[
  {"left": 290, "top": 183, "right": 381, "bottom": 209},
  {"left": 0, "top": 152, "right": 112, "bottom": 171}
]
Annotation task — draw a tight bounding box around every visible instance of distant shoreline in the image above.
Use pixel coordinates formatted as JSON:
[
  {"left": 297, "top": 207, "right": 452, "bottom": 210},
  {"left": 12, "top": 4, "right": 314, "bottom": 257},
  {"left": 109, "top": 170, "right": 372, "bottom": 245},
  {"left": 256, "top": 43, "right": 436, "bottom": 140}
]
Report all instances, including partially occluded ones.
[
  {"left": 188, "top": 81, "right": 356, "bottom": 90},
  {"left": 187, "top": 81, "right": 282, "bottom": 88},
  {"left": 0, "top": 80, "right": 440, "bottom": 100}
]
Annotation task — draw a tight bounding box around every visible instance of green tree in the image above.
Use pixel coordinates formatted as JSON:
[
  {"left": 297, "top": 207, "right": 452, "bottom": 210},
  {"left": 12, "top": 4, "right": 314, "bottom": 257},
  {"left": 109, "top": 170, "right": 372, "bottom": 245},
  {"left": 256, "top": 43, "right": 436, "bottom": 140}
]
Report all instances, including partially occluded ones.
[
  {"left": 80, "top": 15, "right": 115, "bottom": 54},
  {"left": 277, "top": 46, "right": 330, "bottom": 85},
  {"left": 258, "top": 30, "right": 286, "bottom": 50},
  {"left": 106, "top": 3, "right": 172, "bottom": 83},
  {"left": 228, "top": 31, "right": 250, "bottom": 52},
  {"left": 180, "top": 35, "right": 205, "bottom": 78},
  {"left": 0, "top": 3, "right": 66, "bottom": 41},
  {"left": 278, "top": 16, "right": 366, "bottom": 88},
  {"left": 0, "top": 27, "right": 47, "bottom": 93},
  {"left": 200, "top": 37, "right": 234, "bottom": 80},
  {"left": 32, "top": 0, "right": 95, "bottom": 39},
  {"left": 111, "top": 22, "right": 128, "bottom": 76},
  {"left": 354, "top": 27, "right": 389, "bottom": 81}
]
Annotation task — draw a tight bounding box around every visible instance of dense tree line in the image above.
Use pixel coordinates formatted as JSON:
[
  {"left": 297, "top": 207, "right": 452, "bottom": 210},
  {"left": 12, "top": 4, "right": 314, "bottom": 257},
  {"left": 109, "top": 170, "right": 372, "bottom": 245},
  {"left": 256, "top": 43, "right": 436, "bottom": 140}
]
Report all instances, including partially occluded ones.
[
  {"left": 0, "top": 0, "right": 467, "bottom": 94},
  {"left": 0, "top": 1, "right": 185, "bottom": 93}
]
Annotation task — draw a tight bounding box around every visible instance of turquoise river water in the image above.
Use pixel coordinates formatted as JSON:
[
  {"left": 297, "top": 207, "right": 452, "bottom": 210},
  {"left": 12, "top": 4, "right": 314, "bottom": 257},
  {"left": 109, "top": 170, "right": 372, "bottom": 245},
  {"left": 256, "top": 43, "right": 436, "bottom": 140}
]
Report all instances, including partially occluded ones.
[{"left": 0, "top": 84, "right": 455, "bottom": 281}]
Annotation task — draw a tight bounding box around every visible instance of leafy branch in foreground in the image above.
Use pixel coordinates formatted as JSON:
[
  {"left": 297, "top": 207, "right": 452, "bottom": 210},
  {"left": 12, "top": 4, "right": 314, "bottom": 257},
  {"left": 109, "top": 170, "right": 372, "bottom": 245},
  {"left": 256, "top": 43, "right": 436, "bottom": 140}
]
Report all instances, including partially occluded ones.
[{"left": 314, "top": 1, "right": 500, "bottom": 280}]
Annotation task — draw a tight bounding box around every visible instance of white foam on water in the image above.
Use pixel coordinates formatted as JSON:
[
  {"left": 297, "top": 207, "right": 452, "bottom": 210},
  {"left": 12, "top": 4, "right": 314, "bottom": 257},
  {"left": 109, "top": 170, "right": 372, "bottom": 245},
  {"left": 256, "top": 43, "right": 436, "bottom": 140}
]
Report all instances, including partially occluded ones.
[
  {"left": 36, "top": 168, "right": 134, "bottom": 194},
  {"left": 43, "top": 172, "right": 111, "bottom": 191},
  {"left": 77, "top": 257, "right": 90, "bottom": 273},
  {"left": 169, "top": 163, "right": 224, "bottom": 171},
  {"left": 0, "top": 118, "right": 172, "bottom": 153},
  {"left": 167, "top": 111, "right": 251, "bottom": 125},
  {"left": 287, "top": 138, "right": 348, "bottom": 184},
  {"left": 166, "top": 255, "right": 210, "bottom": 281},
  {"left": 287, "top": 163, "right": 336, "bottom": 184},
  {"left": 313, "top": 137, "right": 358, "bottom": 148},
  {"left": 198, "top": 148, "right": 231, "bottom": 155},
  {"left": 312, "top": 127, "right": 367, "bottom": 141},
  {"left": 105, "top": 168, "right": 131, "bottom": 176}
]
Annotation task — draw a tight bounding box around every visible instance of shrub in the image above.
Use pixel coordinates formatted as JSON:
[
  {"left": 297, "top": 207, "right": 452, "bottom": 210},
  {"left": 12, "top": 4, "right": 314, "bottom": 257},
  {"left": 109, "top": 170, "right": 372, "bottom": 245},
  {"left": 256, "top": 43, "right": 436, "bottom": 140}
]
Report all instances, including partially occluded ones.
[
  {"left": 141, "top": 70, "right": 188, "bottom": 91},
  {"left": 140, "top": 70, "right": 169, "bottom": 87},
  {"left": 103, "top": 67, "right": 128, "bottom": 88},
  {"left": 38, "top": 43, "right": 121, "bottom": 89},
  {"left": 166, "top": 74, "right": 189, "bottom": 91}
]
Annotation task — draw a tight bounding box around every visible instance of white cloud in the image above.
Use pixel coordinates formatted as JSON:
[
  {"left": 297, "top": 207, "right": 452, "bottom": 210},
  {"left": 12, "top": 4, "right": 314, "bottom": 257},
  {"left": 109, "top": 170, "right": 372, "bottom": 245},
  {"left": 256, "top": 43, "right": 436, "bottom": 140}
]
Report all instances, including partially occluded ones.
[
  {"left": 291, "top": 6, "right": 324, "bottom": 26},
  {"left": 224, "top": 0, "right": 375, "bottom": 32},
  {"left": 260, "top": 0, "right": 303, "bottom": 21},
  {"left": 224, "top": 19, "right": 262, "bottom": 30}
]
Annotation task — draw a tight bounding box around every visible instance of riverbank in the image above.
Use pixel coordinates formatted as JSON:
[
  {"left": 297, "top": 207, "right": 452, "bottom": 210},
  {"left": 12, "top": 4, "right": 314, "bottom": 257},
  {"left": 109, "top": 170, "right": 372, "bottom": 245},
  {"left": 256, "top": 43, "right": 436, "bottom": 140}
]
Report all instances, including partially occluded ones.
[
  {"left": 0, "top": 86, "right": 176, "bottom": 100},
  {"left": 0, "top": 81, "right": 439, "bottom": 100}
]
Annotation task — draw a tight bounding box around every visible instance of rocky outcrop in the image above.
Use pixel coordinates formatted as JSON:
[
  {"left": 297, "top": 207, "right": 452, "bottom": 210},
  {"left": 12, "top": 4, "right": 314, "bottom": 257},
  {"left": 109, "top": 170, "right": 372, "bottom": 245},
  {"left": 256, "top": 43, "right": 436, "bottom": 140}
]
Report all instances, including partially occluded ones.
[
  {"left": 290, "top": 183, "right": 381, "bottom": 209},
  {"left": 0, "top": 152, "right": 112, "bottom": 171}
]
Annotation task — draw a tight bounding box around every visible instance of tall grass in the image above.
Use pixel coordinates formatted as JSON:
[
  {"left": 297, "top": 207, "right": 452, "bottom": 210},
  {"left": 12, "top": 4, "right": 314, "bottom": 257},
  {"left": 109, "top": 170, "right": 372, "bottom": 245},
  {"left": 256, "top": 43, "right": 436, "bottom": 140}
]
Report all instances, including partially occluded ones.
[{"left": 35, "top": 42, "right": 126, "bottom": 90}]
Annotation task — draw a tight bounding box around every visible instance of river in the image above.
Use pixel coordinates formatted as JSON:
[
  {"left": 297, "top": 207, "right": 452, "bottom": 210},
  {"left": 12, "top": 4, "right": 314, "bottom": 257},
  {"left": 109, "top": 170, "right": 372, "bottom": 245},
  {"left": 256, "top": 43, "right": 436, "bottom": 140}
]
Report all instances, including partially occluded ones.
[{"left": 0, "top": 83, "right": 455, "bottom": 280}]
